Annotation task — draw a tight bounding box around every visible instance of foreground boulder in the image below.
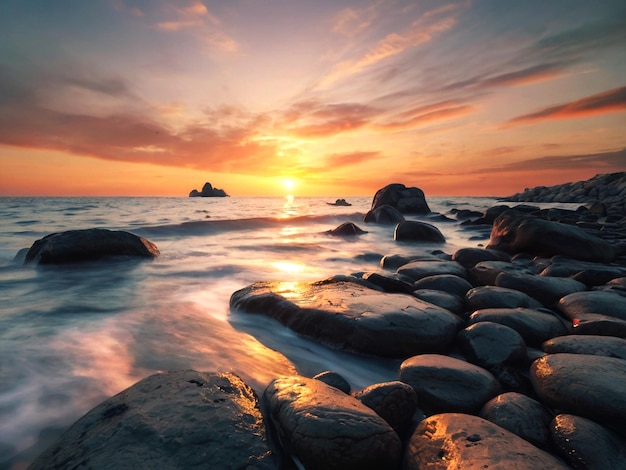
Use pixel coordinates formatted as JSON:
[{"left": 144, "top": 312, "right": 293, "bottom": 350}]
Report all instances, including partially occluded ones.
[
  {"left": 363, "top": 204, "right": 405, "bottom": 224},
  {"left": 370, "top": 183, "right": 431, "bottom": 214},
  {"left": 264, "top": 376, "right": 402, "bottom": 470},
  {"left": 403, "top": 413, "right": 569, "bottom": 469},
  {"left": 230, "top": 279, "right": 462, "bottom": 357},
  {"left": 189, "top": 181, "right": 228, "bottom": 197},
  {"left": 487, "top": 210, "right": 615, "bottom": 262},
  {"left": 394, "top": 220, "right": 445, "bottom": 243},
  {"left": 558, "top": 290, "right": 626, "bottom": 322},
  {"left": 23, "top": 228, "right": 159, "bottom": 265},
  {"left": 29, "top": 371, "right": 275, "bottom": 470}
]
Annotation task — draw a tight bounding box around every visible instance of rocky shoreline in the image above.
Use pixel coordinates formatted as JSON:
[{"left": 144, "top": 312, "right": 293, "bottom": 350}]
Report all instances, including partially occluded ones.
[{"left": 25, "top": 176, "right": 626, "bottom": 469}]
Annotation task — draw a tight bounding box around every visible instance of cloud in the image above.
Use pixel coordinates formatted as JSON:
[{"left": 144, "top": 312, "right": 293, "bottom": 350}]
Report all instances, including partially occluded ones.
[
  {"left": 504, "top": 86, "right": 626, "bottom": 127},
  {"left": 281, "top": 101, "right": 380, "bottom": 137},
  {"left": 325, "top": 150, "right": 381, "bottom": 168},
  {"left": 377, "top": 100, "right": 474, "bottom": 131}
]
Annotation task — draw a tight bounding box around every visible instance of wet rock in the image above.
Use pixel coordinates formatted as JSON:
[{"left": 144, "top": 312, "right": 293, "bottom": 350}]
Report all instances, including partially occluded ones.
[
  {"left": 480, "top": 392, "right": 552, "bottom": 447},
  {"left": 469, "top": 308, "right": 569, "bottom": 347},
  {"left": 28, "top": 371, "right": 275, "bottom": 470},
  {"left": 550, "top": 414, "right": 626, "bottom": 469},
  {"left": 414, "top": 274, "right": 473, "bottom": 298},
  {"left": 469, "top": 260, "right": 535, "bottom": 286},
  {"left": 465, "top": 285, "right": 543, "bottom": 310},
  {"left": 354, "top": 381, "right": 418, "bottom": 433},
  {"left": 496, "top": 272, "right": 586, "bottom": 306},
  {"left": 230, "top": 279, "right": 463, "bottom": 357},
  {"left": 558, "top": 290, "right": 626, "bottom": 322},
  {"left": 398, "top": 354, "right": 501, "bottom": 414},
  {"left": 569, "top": 313, "right": 626, "bottom": 338},
  {"left": 394, "top": 220, "right": 445, "bottom": 243},
  {"left": 363, "top": 204, "right": 405, "bottom": 224},
  {"left": 451, "top": 247, "right": 512, "bottom": 268},
  {"left": 370, "top": 183, "right": 431, "bottom": 214},
  {"left": 487, "top": 210, "right": 615, "bottom": 262},
  {"left": 312, "top": 371, "right": 351, "bottom": 394},
  {"left": 325, "top": 222, "right": 368, "bottom": 237},
  {"left": 542, "top": 335, "right": 626, "bottom": 359},
  {"left": 403, "top": 413, "right": 569, "bottom": 470},
  {"left": 380, "top": 252, "right": 450, "bottom": 271},
  {"left": 457, "top": 321, "right": 527, "bottom": 369},
  {"left": 412, "top": 289, "right": 465, "bottom": 316},
  {"left": 263, "top": 376, "right": 402, "bottom": 470},
  {"left": 396, "top": 260, "right": 467, "bottom": 283},
  {"left": 23, "top": 228, "right": 159, "bottom": 265},
  {"left": 360, "top": 272, "right": 415, "bottom": 294},
  {"left": 531, "top": 353, "right": 626, "bottom": 426}
]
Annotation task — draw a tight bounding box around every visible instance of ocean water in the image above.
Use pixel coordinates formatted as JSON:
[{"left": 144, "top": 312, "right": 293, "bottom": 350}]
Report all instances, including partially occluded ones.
[{"left": 0, "top": 195, "right": 503, "bottom": 468}]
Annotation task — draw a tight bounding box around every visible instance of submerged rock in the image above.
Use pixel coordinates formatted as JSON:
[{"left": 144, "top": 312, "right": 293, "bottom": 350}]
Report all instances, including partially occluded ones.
[{"left": 23, "top": 228, "right": 159, "bottom": 265}]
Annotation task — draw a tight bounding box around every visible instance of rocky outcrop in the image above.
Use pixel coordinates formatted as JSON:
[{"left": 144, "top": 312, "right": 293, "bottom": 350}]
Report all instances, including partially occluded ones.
[
  {"left": 23, "top": 228, "right": 159, "bottom": 265},
  {"left": 370, "top": 183, "right": 431, "bottom": 214},
  {"left": 189, "top": 182, "right": 228, "bottom": 197}
]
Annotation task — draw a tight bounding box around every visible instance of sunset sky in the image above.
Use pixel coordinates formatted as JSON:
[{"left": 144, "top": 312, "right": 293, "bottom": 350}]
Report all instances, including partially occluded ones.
[{"left": 1, "top": 0, "right": 625, "bottom": 197}]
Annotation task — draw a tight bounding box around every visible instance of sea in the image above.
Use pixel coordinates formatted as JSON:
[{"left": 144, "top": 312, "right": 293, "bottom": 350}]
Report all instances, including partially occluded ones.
[{"left": 0, "top": 194, "right": 525, "bottom": 468}]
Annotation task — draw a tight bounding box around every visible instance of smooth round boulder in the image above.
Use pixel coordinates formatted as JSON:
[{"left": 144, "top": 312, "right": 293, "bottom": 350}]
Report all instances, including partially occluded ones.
[
  {"left": 394, "top": 220, "right": 445, "bottom": 243},
  {"left": 370, "top": 183, "right": 431, "bottom": 214},
  {"left": 398, "top": 354, "right": 501, "bottom": 414},
  {"left": 354, "top": 381, "right": 418, "bottom": 433},
  {"left": 531, "top": 353, "right": 626, "bottom": 426},
  {"left": 451, "top": 247, "right": 511, "bottom": 269},
  {"left": 496, "top": 272, "right": 586, "bottom": 306},
  {"left": 569, "top": 313, "right": 626, "bottom": 337},
  {"left": 558, "top": 290, "right": 626, "bottom": 322},
  {"left": 412, "top": 289, "right": 465, "bottom": 315},
  {"left": 542, "top": 334, "right": 626, "bottom": 359},
  {"left": 28, "top": 371, "right": 274, "bottom": 470},
  {"left": 312, "top": 371, "right": 351, "bottom": 394},
  {"left": 363, "top": 204, "right": 405, "bottom": 224},
  {"left": 325, "top": 222, "right": 368, "bottom": 237},
  {"left": 465, "top": 286, "right": 543, "bottom": 310},
  {"left": 480, "top": 392, "right": 552, "bottom": 447},
  {"left": 23, "top": 228, "right": 159, "bottom": 265},
  {"left": 403, "top": 413, "right": 569, "bottom": 470},
  {"left": 469, "top": 260, "right": 535, "bottom": 286},
  {"left": 264, "top": 376, "right": 402, "bottom": 470},
  {"left": 457, "top": 321, "right": 527, "bottom": 369},
  {"left": 397, "top": 260, "right": 467, "bottom": 283},
  {"left": 414, "top": 274, "right": 472, "bottom": 298},
  {"left": 550, "top": 414, "right": 626, "bottom": 469},
  {"left": 361, "top": 272, "right": 415, "bottom": 294}
]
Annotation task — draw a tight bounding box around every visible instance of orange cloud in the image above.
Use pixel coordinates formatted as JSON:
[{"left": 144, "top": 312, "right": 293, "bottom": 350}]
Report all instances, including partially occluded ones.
[
  {"left": 377, "top": 103, "right": 474, "bottom": 131},
  {"left": 282, "top": 101, "right": 380, "bottom": 137},
  {"left": 504, "top": 85, "right": 626, "bottom": 127}
]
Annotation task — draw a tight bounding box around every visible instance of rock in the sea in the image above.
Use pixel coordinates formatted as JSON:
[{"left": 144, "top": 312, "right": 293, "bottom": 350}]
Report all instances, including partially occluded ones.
[
  {"left": 414, "top": 274, "right": 473, "bottom": 298},
  {"left": 403, "top": 413, "right": 569, "bottom": 469},
  {"left": 189, "top": 181, "right": 228, "bottom": 197},
  {"left": 558, "top": 290, "right": 626, "bottom": 322},
  {"left": 550, "top": 413, "right": 626, "bottom": 469},
  {"left": 457, "top": 321, "right": 527, "bottom": 369},
  {"left": 325, "top": 222, "right": 368, "bottom": 237},
  {"left": 370, "top": 183, "right": 431, "bottom": 214},
  {"left": 496, "top": 272, "right": 587, "bottom": 306},
  {"left": 394, "top": 220, "right": 445, "bottom": 243},
  {"left": 451, "top": 247, "right": 511, "bottom": 268},
  {"left": 469, "top": 260, "right": 535, "bottom": 286},
  {"left": 480, "top": 392, "right": 552, "bottom": 447},
  {"left": 23, "top": 228, "right": 159, "bottom": 265},
  {"left": 531, "top": 353, "right": 626, "bottom": 426},
  {"left": 465, "top": 286, "right": 543, "bottom": 310},
  {"left": 398, "top": 354, "right": 501, "bottom": 414},
  {"left": 396, "top": 260, "right": 467, "bottom": 283},
  {"left": 29, "top": 370, "right": 275, "bottom": 470},
  {"left": 263, "top": 375, "right": 402, "bottom": 470},
  {"left": 354, "top": 381, "right": 419, "bottom": 433},
  {"left": 363, "top": 204, "right": 406, "bottom": 224},
  {"left": 229, "top": 278, "right": 462, "bottom": 357},
  {"left": 487, "top": 210, "right": 615, "bottom": 262},
  {"left": 543, "top": 334, "right": 626, "bottom": 359}
]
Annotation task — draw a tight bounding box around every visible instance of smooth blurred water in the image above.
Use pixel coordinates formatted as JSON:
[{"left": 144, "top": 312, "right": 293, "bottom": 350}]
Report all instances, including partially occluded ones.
[{"left": 0, "top": 195, "right": 505, "bottom": 468}]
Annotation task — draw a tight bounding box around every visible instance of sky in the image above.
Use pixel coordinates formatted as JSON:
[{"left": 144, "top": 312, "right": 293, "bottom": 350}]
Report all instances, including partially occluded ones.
[{"left": 0, "top": 0, "right": 625, "bottom": 197}]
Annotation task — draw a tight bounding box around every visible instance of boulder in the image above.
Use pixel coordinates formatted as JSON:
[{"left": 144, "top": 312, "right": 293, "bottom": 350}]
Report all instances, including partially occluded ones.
[
  {"left": 451, "top": 247, "right": 511, "bottom": 268},
  {"left": 487, "top": 210, "right": 615, "bottom": 262},
  {"left": 465, "top": 286, "right": 543, "bottom": 311},
  {"left": 23, "top": 228, "right": 159, "bottom": 265},
  {"left": 325, "top": 222, "right": 368, "bottom": 237},
  {"left": 28, "top": 371, "right": 275, "bottom": 470},
  {"left": 469, "top": 260, "right": 535, "bottom": 286},
  {"left": 496, "top": 272, "right": 587, "bottom": 306},
  {"left": 360, "top": 272, "right": 415, "bottom": 294},
  {"left": 542, "top": 334, "right": 626, "bottom": 359},
  {"left": 531, "top": 353, "right": 626, "bottom": 426},
  {"left": 480, "top": 392, "right": 552, "bottom": 447},
  {"left": 312, "top": 371, "right": 351, "bottom": 394},
  {"left": 353, "top": 381, "right": 418, "bottom": 433},
  {"left": 457, "top": 321, "right": 527, "bottom": 369},
  {"left": 396, "top": 260, "right": 467, "bottom": 283},
  {"left": 370, "top": 183, "right": 431, "bottom": 214},
  {"left": 412, "top": 289, "right": 465, "bottom": 316},
  {"left": 189, "top": 182, "right": 228, "bottom": 197},
  {"left": 403, "top": 413, "right": 569, "bottom": 469},
  {"left": 263, "top": 376, "right": 402, "bottom": 470},
  {"left": 363, "top": 204, "right": 405, "bottom": 224},
  {"left": 394, "top": 220, "right": 445, "bottom": 243},
  {"left": 414, "top": 274, "right": 473, "bottom": 298},
  {"left": 229, "top": 279, "right": 463, "bottom": 357},
  {"left": 567, "top": 313, "right": 626, "bottom": 338},
  {"left": 398, "top": 354, "right": 501, "bottom": 414},
  {"left": 558, "top": 290, "right": 626, "bottom": 322}
]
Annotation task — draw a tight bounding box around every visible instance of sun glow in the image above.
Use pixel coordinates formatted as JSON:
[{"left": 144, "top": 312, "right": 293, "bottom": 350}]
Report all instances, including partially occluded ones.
[{"left": 282, "top": 178, "right": 296, "bottom": 192}]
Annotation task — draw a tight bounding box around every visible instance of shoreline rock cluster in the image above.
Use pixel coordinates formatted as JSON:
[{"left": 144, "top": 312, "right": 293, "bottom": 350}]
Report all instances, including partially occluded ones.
[
  {"left": 189, "top": 181, "right": 229, "bottom": 197},
  {"left": 23, "top": 176, "right": 626, "bottom": 469}
]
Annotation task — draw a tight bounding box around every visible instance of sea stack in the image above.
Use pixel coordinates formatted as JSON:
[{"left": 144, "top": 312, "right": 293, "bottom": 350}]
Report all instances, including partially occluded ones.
[{"left": 189, "top": 182, "right": 229, "bottom": 197}]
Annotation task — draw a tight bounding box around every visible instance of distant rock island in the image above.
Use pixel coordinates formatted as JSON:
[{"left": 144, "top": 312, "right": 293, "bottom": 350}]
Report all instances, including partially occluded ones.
[{"left": 189, "top": 182, "right": 229, "bottom": 198}]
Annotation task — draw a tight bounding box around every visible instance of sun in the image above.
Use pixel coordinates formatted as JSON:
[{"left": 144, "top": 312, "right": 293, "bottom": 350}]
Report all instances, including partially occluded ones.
[{"left": 283, "top": 178, "right": 296, "bottom": 192}]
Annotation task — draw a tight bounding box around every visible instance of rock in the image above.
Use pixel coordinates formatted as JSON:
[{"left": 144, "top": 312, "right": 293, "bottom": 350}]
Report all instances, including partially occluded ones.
[
  {"left": 312, "top": 371, "right": 351, "bottom": 394},
  {"left": 353, "top": 381, "right": 418, "bottom": 433},
  {"left": 189, "top": 181, "right": 228, "bottom": 197},
  {"left": 480, "top": 392, "right": 552, "bottom": 448},
  {"left": 360, "top": 272, "right": 415, "bottom": 294},
  {"left": 531, "top": 353, "right": 626, "bottom": 426},
  {"left": 363, "top": 204, "right": 406, "bottom": 224},
  {"left": 398, "top": 354, "right": 501, "bottom": 414},
  {"left": 567, "top": 313, "right": 626, "bottom": 337},
  {"left": 469, "top": 308, "right": 569, "bottom": 347},
  {"left": 327, "top": 198, "right": 351, "bottom": 206},
  {"left": 403, "top": 413, "right": 569, "bottom": 469},
  {"left": 465, "top": 286, "right": 543, "bottom": 310},
  {"left": 325, "top": 222, "right": 368, "bottom": 237},
  {"left": 263, "top": 376, "right": 402, "bottom": 470},
  {"left": 394, "top": 220, "right": 445, "bottom": 243},
  {"left": 396, "top": 260, "right": 467, "bottom": 283},
  {"left": 457, "top": 321, "right": 527, "bottom": 369},
  {"left": 451, "top": 247, "right": 511, "bottom": 268},
  {"left": 28, "top": 371, "right": 275, "bottom": 470},
  {"left": 412, "top": 289, "right": 465, "bottom": 316},
  {"left": 558, "top": 290, "right": 626, "bottom": 322},
  {"left": 414, "top": 274, "right": 473, "bottom": 298},
  {"left": 543, "top": 335, "right": 626, "bottom": 359},
  {"left": 469, "top": 260, "right": 535, "bottom": 286},
  {"left": 370, "top": 183, "right": 431, "bottom": 214},
  {"left": 550, "top": 414, "right": 626, "bottom": 469},
  {"left": 487, "top": 210, "right": 615, "bottom": 262},
  {"left": 229, "top": 279, "right": 463, "bottom": 357},
  {"left": 380, "top": 252, "right": 449, "bottom": 271},
  {"left": 496, "top": 272, "right": 587, "bottom": 307},
  {"left": 23, "top": 228, "right": 159, "bottom": 265}
]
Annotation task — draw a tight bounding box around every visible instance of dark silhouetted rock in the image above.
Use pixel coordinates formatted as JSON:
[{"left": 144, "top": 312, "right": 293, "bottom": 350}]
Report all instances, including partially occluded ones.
[
  {"left": 457, "top": 321, "right": 527, "bottom": 369},
  {"left": 327, "top": 198, "right": 351, "bottom": 206},
  {"left": 398, "top": 354, "right": 501, "bottom": 414},
  {"left": 469, "top": 260, "right": 535, "bottom": 286},
  {"left": 354, "top": 381, "right": 418, "bottom": 433},
  {"left": 189, "top": 181, "right": 228, "bottom": 197},
  {"left": 394, "top": 220, "right": 445, "bottom": 243},
  {"left": 370, "top": 183, "right": 431, "bottom": 214},
  {"left": 496, "top": 272, "right": 586, "bottom": 306},
  {"left": 360, "top": 272, "right": 415, "bottom": 294},
  {"left": 23, "top": 228, "right": 159, "bottom": 265},
  {"left": 397, "top": 260, "right": 467, "bottom": 283},
  {"left": 364, "top": 204, "right": 405, "bottom": 224},
  {"left": 558, "top": 290, "right": 626, "bottom": 322},
  {"left": 412, "top": 289, "right": 465, "bottom": 315},
  {"left": 28, "top": 371, "right": 275, "bottom": 470},
  {"left": 465, "top": 286, "right": 543, "bottom": 311},
  {"left": 230, "top": 279, "right": 462, "bottom": 357},
  {"left": 451, "top": 247, "right": 512, "bottom": 268},
  {"left": 264, "top": 376, "right": 402, "bottom": 470},
  {"left": 567, "top": 313, "right": 626, "bottom": 338},
  {"left": 325, "top": 222, "right": 368, "bottom": 237},
  {"left": 312, "top": 371, "right": 351, "bottom": 394},
  {"left": 543, "top": 334, "right": 626, "bottom": 359},
  {"left": 403, "top": 413, "right": 569, "bottom": 470},
  {"left": 414, "top": 274, "right": 473, "bottom": 298}
]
